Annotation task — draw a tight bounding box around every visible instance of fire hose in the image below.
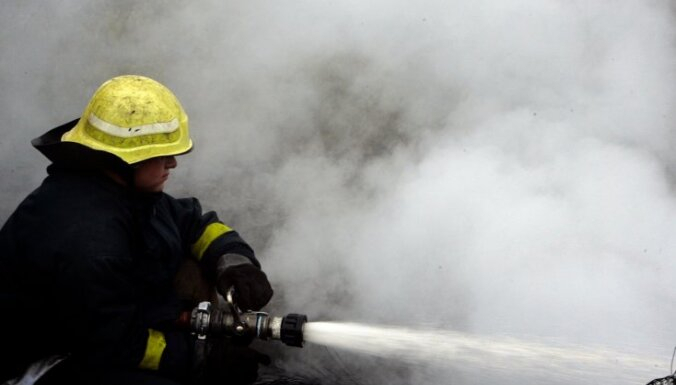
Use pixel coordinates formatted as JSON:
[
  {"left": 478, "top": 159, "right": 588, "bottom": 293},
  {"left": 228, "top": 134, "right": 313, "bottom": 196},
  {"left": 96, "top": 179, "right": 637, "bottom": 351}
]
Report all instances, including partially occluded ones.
[{"left": 177, "top": 287, "right": 307, "bottom": 348}]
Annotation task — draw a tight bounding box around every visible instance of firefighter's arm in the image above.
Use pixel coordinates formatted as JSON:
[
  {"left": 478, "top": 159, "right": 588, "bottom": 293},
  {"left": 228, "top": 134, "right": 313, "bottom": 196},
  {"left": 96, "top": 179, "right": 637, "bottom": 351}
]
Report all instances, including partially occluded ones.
[
  {"left": 57, "top": 248, "right": 192, "bottom": 381},
  {"left": 169, "top": 196, "right": 273, "bottom": 310}
]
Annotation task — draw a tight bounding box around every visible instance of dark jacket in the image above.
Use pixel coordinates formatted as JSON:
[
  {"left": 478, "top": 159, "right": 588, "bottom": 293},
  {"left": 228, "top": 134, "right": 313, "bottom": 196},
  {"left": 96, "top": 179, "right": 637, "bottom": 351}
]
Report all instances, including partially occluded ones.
[{"left": 0, "top": 123, "right": 257, "bottom": 382}]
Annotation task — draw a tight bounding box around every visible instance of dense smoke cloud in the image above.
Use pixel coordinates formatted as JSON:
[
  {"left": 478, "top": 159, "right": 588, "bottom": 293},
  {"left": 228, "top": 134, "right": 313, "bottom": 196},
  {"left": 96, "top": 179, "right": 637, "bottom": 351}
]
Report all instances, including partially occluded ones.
[{"left": 1, "top": 1, "right": 675, "bottom": 384}]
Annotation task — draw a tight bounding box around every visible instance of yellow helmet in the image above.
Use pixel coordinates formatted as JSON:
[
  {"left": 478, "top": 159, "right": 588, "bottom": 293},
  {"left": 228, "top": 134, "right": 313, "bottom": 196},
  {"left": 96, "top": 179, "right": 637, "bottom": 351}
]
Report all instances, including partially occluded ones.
[{"left": 62, "top": 75, "right": 193, "bottom": 164}]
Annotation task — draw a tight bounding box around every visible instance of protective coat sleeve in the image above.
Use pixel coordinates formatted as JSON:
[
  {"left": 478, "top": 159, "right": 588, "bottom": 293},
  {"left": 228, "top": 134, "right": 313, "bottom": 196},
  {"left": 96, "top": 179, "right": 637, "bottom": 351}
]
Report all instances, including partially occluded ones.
[{"left": 166, "top": 196, "right": 260, "bottom": 281}]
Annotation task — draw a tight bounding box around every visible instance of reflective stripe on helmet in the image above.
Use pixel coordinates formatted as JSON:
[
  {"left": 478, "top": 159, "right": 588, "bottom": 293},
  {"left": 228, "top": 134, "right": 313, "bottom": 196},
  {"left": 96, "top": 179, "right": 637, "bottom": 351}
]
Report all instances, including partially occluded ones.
[
  {"left": 138, "top": 329, "right": 166, "bottom": 370},
  {"left": 191, "top": 222, "right": 233, "bottom": 261},
  {"left": 88, "top": 113, "right": 179, "bottom": 138},
  {"left": 83, "top": 115, "right": 183, "bottom": 149}
]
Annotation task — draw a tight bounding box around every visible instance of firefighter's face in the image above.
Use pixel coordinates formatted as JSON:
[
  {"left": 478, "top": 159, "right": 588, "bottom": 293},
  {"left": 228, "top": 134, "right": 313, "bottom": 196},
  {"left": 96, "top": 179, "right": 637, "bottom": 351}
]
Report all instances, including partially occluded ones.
[{"left": 134, "top": 156, "right": 177, "bottom": 192}]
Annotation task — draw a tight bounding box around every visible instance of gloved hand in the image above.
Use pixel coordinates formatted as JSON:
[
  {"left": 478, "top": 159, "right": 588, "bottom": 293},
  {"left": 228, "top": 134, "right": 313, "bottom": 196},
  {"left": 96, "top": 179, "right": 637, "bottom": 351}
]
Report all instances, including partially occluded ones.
[
  {"left": 217, "top": 263, "right": 273, "bottom": 311},
  {"left": 205, "top": 339, "right": 271, "bottom": 385}
]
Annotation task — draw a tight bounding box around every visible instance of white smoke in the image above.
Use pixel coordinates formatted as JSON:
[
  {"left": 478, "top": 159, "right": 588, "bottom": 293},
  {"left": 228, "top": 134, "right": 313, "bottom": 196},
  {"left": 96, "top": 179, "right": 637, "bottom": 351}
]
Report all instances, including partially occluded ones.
[{"left": 1, "top": 0, "right": 675, "bottom": 384}]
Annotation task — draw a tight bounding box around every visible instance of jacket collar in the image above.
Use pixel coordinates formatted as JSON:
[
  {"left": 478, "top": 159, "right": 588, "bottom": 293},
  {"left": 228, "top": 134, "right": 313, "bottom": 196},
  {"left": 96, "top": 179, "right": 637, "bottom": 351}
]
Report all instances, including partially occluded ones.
[{"left": 32, "top": 119, "right": 134, "bottom": 180}]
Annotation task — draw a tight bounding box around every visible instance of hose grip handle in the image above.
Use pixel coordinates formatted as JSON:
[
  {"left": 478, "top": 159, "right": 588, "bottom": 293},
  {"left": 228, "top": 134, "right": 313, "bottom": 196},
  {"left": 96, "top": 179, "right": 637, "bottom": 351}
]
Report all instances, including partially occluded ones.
[{"left": 225, "top": 286, "right": 247, "bottom": 335}]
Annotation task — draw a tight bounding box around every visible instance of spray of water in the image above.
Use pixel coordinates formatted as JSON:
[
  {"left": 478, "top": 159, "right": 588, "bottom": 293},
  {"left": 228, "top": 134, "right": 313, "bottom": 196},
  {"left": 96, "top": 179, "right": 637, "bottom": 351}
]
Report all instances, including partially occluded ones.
[{"left": 302, "top": 322, "right": 667, "bottom": 384}]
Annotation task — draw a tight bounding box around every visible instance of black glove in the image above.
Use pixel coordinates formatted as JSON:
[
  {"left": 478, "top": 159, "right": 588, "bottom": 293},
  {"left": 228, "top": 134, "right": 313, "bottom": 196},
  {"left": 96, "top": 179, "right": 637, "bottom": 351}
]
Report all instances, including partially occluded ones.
[
  {"left": 217, "top": 264, "right": 273, "bottom": 311},
  {"left": 205, "top": 339, "right": 271, "bottom": 385}
]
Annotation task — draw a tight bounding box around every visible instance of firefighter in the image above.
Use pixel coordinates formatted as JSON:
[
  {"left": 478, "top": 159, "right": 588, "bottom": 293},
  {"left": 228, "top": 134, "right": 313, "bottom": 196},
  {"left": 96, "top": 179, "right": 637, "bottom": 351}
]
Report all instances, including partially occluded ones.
[{"left": 0, "top": 75, "right": 273, "bottom": 385}]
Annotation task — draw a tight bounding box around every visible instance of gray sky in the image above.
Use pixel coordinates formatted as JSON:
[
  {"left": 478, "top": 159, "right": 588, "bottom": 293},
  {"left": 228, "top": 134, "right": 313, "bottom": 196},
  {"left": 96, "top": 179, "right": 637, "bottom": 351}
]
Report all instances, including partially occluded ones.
[{"left": 1, "top": 1, "right": 675, "bottom": 384}]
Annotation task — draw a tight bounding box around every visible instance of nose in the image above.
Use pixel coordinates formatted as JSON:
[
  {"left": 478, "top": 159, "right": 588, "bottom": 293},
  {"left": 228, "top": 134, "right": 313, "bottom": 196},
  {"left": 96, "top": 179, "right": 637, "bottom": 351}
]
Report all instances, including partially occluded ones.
[{"left": 165, "top": 156, "right": 177, "bottom": 169}]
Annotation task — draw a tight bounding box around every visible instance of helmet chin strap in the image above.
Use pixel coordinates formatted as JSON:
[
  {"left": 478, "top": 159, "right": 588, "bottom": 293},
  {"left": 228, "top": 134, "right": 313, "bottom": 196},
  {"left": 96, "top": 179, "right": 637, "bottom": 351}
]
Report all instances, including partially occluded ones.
[{"left": 104, "top": 164, "right": 137, "bottom": 190}]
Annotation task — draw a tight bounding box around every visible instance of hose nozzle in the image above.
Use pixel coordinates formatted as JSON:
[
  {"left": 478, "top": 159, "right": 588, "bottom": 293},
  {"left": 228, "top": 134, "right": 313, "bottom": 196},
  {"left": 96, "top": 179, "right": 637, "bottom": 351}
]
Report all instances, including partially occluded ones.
[{"left": 185, "top": 290, "right": 307, "bottom": 347}]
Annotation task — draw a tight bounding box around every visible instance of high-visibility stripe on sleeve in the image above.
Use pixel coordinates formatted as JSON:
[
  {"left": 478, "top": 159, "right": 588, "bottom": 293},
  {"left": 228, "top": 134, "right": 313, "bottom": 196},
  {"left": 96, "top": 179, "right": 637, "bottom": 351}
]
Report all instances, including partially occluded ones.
[
  {"left": 191, "top": 222, "right": 233, "bottom": 261},
  {"left": 139, "top": 329, "right": 167, "bottom": 370}
]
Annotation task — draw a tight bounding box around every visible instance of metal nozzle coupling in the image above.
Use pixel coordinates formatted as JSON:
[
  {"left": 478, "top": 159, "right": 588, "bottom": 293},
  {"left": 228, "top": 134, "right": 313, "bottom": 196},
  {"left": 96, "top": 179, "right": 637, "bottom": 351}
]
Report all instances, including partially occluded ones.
[
  {"left": 187, "top": 293, "right": 307, "bottom": 347},
  {"left": 279, "top": 313, "right": 307, "bottom": 347}
]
